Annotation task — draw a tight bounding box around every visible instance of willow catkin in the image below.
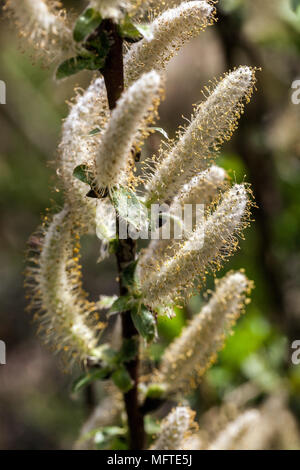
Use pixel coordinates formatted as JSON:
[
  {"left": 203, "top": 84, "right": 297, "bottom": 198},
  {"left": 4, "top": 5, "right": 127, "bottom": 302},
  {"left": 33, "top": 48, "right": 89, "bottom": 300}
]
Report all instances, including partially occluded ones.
[
  {"left": 152, "top": 271, "right": 253, "bottom": 393},
  {"left": 137, "top": 164, "right": 227, "bottom": 274},
  {"left": 139, "top": 184, "right": 251, "bottom": 307},
  {"left": 4, "top": 0, "right": 73, "bottom": 62},
  {"left": 95, "top": 71, "right": 161, "bottom": 190},
  {"left": 124, "top": 1, "right": 215, "bottom": 86},
  {"left": 25, "top": 207, "right": 104, "bottom": 367},
  {"left": 58, "top": 78, "right": 109, "bottom": 229},
  {"left": 151, "top": 406, "right": 196, "bottom": 450},
  {"left": 173, "top": 165, "right": 228, "bottom": 208},
  {"left": 145, "top": 66, "right": 256, "bottom": 205}
]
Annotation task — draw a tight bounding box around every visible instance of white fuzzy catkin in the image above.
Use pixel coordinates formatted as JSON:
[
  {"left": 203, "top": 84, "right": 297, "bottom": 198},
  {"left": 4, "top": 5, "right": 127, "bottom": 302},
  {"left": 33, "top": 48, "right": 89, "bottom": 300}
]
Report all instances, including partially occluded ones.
[
  {"left": 139, "top": 184, "right": 250, "bottom": 307},
  {"left": 154, "top": 271, "right": 252, "bottom": 392},
  {"left": 25, "top": 208, "right": 104, "bottom": 367},
  {"left": 208, "top": 410, "right": 260, "bottom": 450},
  {"left": 124, "top": 2, "right": 215, "bottom": 86},
  {"left": 137, "top": 164, "right": 227, "bottom": 275},
  {"left": 173, "top": 165, "right": 228, "bottom": 208},
  {"left": 145, "top": 66, "right": 255, "bottom": 204},
  {"left": 96, "top": 71, "right": 161, "bottom": 190},
  {"left": 151, "top": 406, "right": 196, "bottom": 450},
  {"left": 4, "top": 0, "right": 72, "bottom": 62},
  {"left": 59, "top": 77, "right": 109, "bottom": 229}
]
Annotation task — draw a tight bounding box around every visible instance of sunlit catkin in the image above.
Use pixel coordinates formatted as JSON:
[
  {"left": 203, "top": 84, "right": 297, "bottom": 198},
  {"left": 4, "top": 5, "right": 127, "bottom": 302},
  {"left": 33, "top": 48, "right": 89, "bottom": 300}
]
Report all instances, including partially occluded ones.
[
  {"left": 151, "top": 406, "right": 196, "bottom": 450},
  {"left": 153, "top": 271, "right": 253, "bottom": 393},
  {"left": 173, "top": 165, "right": 228, "bottom": 208},
  {"left": 95, "top": 71, "right": 161, "bottom": 190},
  {"left": 145, "top": 66, "right": 255, "bottom": 204},
  {"left": 124, "top": 2, "right": 215, "bottom": 86},
  {"left": 137, "top": 164, "right": 227, "bottom": 275},
  {"left": 59, "top": 77, "right": 109, "bottom": 229},
  {"left": 139, "top": 184, "right": 250, "bottom": 307},
  {"left": 4, "top": 0, "right": 72, "bottom": 62},
  {"left": 25, "top": 208, "right": 104, "bottom": 367}
]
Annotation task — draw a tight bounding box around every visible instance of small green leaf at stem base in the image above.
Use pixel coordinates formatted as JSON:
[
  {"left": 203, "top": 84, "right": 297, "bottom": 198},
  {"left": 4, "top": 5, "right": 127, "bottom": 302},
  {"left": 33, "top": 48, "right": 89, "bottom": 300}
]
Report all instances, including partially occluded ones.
[
  {"left": 131, "top": 304, "right": 156, "bottom": 343},
  {"left": 112, "top": 366, "right": 134, "bottom": 393},
  {"left": 120, "top": 337, "right": 139, "bottom": 363},
  {"left": 56, "top": 53, "right": 107, "bottom": 80},
  {"left": 108, "top": 295, "right": 135, "bottom": 315},
  {"left": 73, "top": 164, "right": 93, "bottom": 185},
  {"left": 111, "top": 186, "right": 150, "bottom": 233},
  {"left": 72, "top": 367, "right": 111, "bottom": 393},
  {"left": 89, "top": 127, "right": 101, "bottom": 136},
  {"left": 121, "top": 260, "right": 138, "bottom": 291},
  {"left": 73, "top": 8, "right": 102, "bottom": 42}
]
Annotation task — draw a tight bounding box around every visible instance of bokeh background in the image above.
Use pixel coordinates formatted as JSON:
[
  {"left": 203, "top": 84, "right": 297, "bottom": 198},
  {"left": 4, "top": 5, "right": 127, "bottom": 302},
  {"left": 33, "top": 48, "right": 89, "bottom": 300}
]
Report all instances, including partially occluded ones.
[{"left": 1, "top": 0, "right": 300, "bottom": 449}]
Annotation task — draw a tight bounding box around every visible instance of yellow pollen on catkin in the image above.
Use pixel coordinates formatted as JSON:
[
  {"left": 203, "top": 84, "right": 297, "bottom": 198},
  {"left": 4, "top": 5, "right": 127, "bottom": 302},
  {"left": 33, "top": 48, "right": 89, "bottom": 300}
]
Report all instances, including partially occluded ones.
[
  {"left": 150, "top": 271, "right": 253, "bottom": 394},
  {"left": 24, "top": 207, "right": 105, "bottom": 368},
  {"left": 4, "top": 0, "right": 73, "bottom": 63}
]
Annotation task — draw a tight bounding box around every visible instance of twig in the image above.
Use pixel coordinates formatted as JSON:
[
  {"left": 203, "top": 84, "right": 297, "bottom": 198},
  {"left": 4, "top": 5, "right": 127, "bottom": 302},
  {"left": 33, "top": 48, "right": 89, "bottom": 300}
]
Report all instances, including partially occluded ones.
[{"left": 99, "top": 19, "right": 145, "bottom": 450}]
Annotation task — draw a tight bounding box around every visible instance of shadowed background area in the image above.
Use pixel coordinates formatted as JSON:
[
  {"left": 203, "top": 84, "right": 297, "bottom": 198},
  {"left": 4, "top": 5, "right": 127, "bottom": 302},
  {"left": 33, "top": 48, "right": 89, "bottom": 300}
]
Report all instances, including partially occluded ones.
[{"left": 0, "top": 0, "right": 300, "bottom": 449}]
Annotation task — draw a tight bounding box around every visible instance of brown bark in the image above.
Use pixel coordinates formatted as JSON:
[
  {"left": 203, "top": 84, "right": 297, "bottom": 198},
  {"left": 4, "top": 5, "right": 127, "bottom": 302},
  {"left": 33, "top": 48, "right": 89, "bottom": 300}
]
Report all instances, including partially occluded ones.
[{"left": 100, "top": 19, "right": 145, "bottom": 450}]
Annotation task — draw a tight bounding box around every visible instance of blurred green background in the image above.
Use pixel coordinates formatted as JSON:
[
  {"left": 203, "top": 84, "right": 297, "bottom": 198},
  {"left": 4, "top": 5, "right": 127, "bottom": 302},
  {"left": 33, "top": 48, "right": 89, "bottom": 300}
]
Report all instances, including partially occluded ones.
[{"left": 0, "top": 0, "right": 300, "bottom": 449}]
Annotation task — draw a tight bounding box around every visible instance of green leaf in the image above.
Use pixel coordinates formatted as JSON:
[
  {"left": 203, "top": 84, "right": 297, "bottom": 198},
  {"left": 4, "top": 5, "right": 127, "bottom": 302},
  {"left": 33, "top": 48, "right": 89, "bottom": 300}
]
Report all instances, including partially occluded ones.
[
  {"left": 118, "top": 15, "right": 142, "bottom": 41},
  {"left": 131, "top": 304, "right": 156, "bottom": 343},
  {"left": 100, "top": 345, "right": 120, "bottom": 367},
  {"left": 112, "top": 366, "right": 134, "bottom": 393},
  {"left": 120, "top": 337, "right": 139, "bottom": 362},
  {"left": 108, "top": 238, "right": 119, "bottom": 254},
  {"left": 89, "top": 127, "right": 101, "bottom": 136},
  {"left": 145, "top": 383, "right": 166, "bottom": 399},
  {"left": 73, "top": 164, "right": 93, "bottom": 185},
  {"left": 119, "top": 15, "right": 153, "bottom": 42},
  {"left": 56, "top": 53, "right": 106, "bottom": 80},
  {"left": 73, "top": 8, "right": 102, "bottom": 42},
  {"left": 148, "top": 127, "right": 169, "bottom": 140},
  {"left": 111, "top": 186, "right": 149, "bottom": 232},
  {"left": 109, "top": 295, "right": 134, "bottom": 315},
  {"left": 121, "top": 260, "right": 138, "bottom": 291},
  {"left": 72, "top": 367, "right": 111, "bottom": 393}
]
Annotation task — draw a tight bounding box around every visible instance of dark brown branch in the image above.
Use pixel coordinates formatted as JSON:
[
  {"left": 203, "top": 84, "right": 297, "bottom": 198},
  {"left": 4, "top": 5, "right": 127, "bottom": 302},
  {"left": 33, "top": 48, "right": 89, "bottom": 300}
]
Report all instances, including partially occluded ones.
[{"left": 99, "top": 19, "right": 145, "bottom": 450}]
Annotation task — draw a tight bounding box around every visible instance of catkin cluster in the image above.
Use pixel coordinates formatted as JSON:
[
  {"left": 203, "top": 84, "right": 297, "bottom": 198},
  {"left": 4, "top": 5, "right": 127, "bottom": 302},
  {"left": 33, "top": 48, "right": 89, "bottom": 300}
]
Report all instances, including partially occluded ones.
[{"left": 11, "top": 0, "right": 261, "bottom": 450}]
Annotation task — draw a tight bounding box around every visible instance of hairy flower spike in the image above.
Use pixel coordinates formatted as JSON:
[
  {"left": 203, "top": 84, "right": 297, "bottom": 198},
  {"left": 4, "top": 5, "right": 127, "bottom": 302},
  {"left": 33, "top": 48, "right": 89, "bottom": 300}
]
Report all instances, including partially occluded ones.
[
  {"left": 25, "top": 208, "right": 104, "bottom": 367},
  {"left": 124, "top": 2, "right": 215, "bottom": 86},
  {"left": 95, "top": 71, "right": 161, "bottom": 190},
  {"left": 152, "top": 271, "right": 253, "bottom": 393},
  {"left": 4, "top": 0, "right": 72, "bottom": 62},
  {"left": 59, "top": 78, "right": 109, "bottom": 229},
  {"left": 208, "top": 410, "right": 260, "bottom": 450},
  {"left": 138, "top": 164, "right": 227, "bottom": 274},
  {"left": 145, "top": 66, "right": 256, "bottom": 204},
  {"left": 173, "top": 165, "right": 228, "bottom": 208},
  {"left": 151, "top": 406, "right": 196, "bottom": 450},
  {"left": 139, "top": 184, "right": 251, "bottom": 307}
]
